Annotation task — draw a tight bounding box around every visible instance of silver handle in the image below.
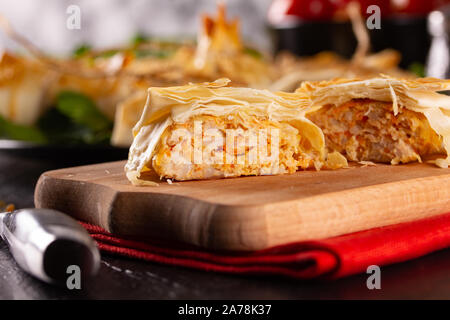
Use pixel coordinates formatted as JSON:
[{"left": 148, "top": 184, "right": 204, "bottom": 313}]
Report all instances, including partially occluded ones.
[{"left": 0, "top": 208, "right": 100, "bottom": 285}]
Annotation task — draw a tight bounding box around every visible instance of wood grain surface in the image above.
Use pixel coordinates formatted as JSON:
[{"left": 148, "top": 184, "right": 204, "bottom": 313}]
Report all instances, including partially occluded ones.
[{"left": 34, "top": 160, "right": 450, "bottom": 250}]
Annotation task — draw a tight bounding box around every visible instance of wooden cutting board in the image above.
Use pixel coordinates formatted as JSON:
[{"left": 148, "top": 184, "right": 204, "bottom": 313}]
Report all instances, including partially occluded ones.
[{"left": 34, "top": 160, "right": 450, "bottom": 251}]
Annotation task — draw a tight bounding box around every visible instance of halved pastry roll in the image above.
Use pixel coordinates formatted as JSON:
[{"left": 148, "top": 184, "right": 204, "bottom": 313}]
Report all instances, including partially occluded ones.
[
  {"left": 125, "top": 79, "right": 346, "bottom": 184},
  {"left": 299, "top": 77, "right": 450, "bottom": 167}
]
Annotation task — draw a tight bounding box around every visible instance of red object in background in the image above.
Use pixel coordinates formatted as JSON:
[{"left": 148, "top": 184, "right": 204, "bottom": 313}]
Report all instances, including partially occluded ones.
[
  {"left": 268, "top": 0, "right": 450, "bottom": 67},
  {"left": 268, "top": 0, "right": 392, "bottom": 24},
  {"left": 336, "top": 0, "right": 392, "bottom": 17},
  {"left": 284, "top": 0, "right": 336, "bottom": 20},
  {"left": 268, "top": 0, "right": 450, "bottom": 24},
  {"left": 391, "top": 0, "right": 450, "bottom": 16},
  {"left": 268, "top": 0, "right": 331, "bottom": 24},
  {"left": 81, "top": 212, "right": 450, "bottom": 279}
]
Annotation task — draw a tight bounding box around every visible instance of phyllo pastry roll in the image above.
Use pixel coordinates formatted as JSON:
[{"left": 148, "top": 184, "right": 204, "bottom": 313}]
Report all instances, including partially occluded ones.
[
  {"left": 125, "top": 79, "right": 346, "bottom": 185},
  {"left": 0, "top": 52, "right": 54, "bottom": 126},
  {"left": 298, "top": 77, "right": 450, "bottom": 167}
]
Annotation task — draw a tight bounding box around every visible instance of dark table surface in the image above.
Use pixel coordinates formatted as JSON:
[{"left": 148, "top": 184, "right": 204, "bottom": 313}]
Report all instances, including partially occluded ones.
[{"left": 0, "top": 151, "right": 449, "bottom": 300}]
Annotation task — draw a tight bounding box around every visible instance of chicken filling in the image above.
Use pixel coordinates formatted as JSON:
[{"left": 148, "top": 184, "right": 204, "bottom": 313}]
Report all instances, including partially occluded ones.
[
  {"left": 307, "top": 99, "right": 444, "bottom": 164},
  {"left": 151, "top": 115, "right": 321, "bottom": 180}
]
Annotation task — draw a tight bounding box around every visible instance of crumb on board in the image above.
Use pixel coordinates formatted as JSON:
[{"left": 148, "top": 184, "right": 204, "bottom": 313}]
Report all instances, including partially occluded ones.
[
  {"left": 0, "top": 200, "right": 15, "bottom": 212},
  {"left": 167, "top": 179, "right": 173, "bottom": 185},
  {"left": 434, "top": 158, "right": 449, "bottom": 168},
  {"left": 358, "top": 161, "right": 377, "bottom": 167}
]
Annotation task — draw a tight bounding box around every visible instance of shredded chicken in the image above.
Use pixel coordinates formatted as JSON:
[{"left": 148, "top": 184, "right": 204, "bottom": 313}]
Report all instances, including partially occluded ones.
[
  {"left": 307, "top": 99, "right": 444, "bottom": 165},
  {"left": 151, "top": 115, "right": 321, "bottom": 180}
]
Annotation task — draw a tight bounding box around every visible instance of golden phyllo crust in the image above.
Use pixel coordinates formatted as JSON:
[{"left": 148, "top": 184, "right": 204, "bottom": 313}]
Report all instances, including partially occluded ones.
[
  {"left": 125, "top": 79, "right": 346, "bottom": 185},
  {"left": 0, "top": 52, "right": 54, "bottom": 126}
]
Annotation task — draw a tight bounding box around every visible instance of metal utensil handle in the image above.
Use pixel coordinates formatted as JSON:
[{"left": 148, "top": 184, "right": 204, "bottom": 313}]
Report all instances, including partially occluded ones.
[{"left": 1, "top": 208, "right": 100, "bottom": 285}]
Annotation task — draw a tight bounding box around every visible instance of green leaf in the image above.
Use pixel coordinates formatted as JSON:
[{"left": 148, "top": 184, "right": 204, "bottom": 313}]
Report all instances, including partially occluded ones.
[
  {"left": 0, "top": 116, "right": 47, "bottom": 143},
  {"left": 408, "top": 62, "right": 425, "bottom": 78},
  {"left": 38, "top": 108, "right": 85, "bottom": 144},
  {"left": 243, "top": 47, "right": 262, "bottom": 59},
  {"left": 73, "top": 44, "right": 92, "bottom": 58},
  {"left": 133, "top": 49, "right": 172, "bottom": 59},
  {"left": 56, "top": 91, "right": 112, "bottom": 132},
  {"left": 38, "top": 107, "right": 111, "bottom": 145},
  {"left": 95, "top": 49, "right": 119, "bottom": 59},
  {"left": 131, "top": 33, "right": 149, "bottom": 46}
]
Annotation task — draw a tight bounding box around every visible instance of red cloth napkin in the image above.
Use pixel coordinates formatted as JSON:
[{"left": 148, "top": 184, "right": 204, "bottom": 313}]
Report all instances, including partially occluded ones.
[{"left": 80, "top": 212, "right": 450, "bottom": 279}]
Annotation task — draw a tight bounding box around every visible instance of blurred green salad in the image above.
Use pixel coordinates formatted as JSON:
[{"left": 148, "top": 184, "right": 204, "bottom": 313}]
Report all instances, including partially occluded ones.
[
  {"left": 0, "top": 34, "right": 189, "bottom": 146},
  {"left": 0, "top": 91, "right": 112, "bottom": 145},
  {"left": 72, "top": 33, "right": 184, "bottom": 61}
]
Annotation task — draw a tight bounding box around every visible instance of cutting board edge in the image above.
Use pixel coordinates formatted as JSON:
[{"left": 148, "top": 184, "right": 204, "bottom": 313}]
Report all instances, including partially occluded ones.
[
  {"left": 34, "top": 170, "right": 274, "bottom": 250},
  {"left": 35, "top": 173, "right": 118, "bottom": 230},
  {"left": 261, "top": 174, "right": 450, "bottom": 248},
  {"left": 34, "top": 162, "right": 450, "bottom": 251}
]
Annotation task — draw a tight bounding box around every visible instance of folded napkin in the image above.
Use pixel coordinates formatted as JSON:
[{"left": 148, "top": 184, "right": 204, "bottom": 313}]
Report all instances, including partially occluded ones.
[{"left": 80, "top": 212, "right": 450, "bottom": 279}]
